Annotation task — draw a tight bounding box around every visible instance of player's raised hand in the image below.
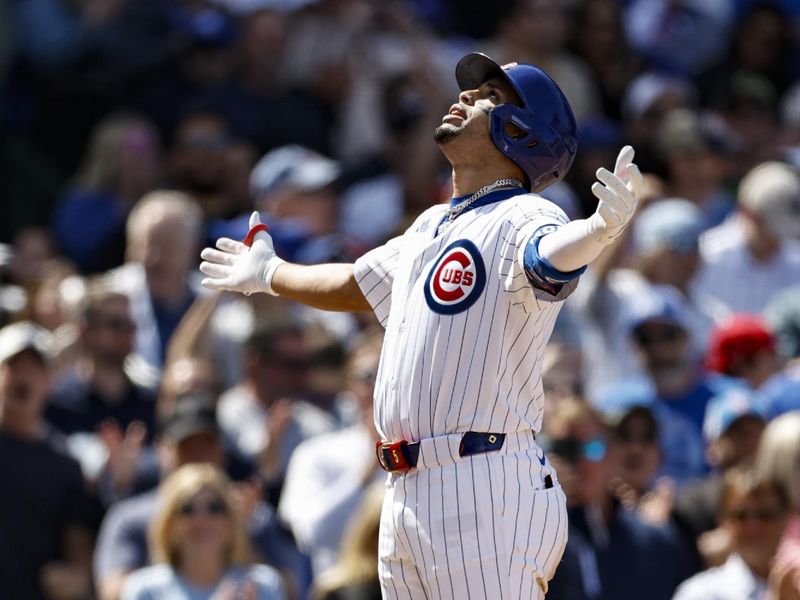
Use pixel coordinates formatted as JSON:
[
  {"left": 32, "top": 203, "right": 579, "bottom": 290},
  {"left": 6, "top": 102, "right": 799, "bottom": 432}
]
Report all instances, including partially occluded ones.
[
  {"left": 200, "top": 211, "right": 285, "bottom": 296},
  {"left": 587, "top": 145, "right": 643, "bottom": 245}
]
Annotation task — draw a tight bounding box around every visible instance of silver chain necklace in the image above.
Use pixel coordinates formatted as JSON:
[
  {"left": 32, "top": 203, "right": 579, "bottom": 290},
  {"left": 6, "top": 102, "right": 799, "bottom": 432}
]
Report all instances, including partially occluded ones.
[{"left": 439, "top": 178, "right": 524, "bottom": 233}]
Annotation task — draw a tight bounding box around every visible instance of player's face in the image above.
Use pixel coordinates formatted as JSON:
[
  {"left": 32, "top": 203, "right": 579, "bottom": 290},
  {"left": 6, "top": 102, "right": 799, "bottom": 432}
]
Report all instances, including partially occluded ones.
[{"left": 434, "top": 76, "right": 522, "bottom": 146}]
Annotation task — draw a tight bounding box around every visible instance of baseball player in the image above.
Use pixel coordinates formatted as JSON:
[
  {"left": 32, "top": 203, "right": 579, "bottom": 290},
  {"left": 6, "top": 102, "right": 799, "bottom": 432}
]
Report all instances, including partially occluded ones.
[{"left": 200, "top": 53, "right": 642, "bottom": 599}]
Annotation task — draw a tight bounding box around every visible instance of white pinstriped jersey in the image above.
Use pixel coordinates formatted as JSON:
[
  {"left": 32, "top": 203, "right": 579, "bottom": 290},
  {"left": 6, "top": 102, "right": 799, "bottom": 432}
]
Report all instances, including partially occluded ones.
[{"left": 354, "top": 192, "right": 578, "bottom": 442}]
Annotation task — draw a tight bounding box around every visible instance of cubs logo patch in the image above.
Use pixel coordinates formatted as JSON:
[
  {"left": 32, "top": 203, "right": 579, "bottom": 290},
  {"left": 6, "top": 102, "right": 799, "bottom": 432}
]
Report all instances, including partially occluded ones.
[{"left": 424, "top": 239, "right": 486, "bottom": 315}]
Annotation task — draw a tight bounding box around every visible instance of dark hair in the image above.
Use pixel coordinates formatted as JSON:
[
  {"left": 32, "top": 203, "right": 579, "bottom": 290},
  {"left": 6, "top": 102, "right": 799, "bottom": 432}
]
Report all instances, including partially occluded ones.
[{"left": 244, "top": 322, "right": 304, "bottom": 359}]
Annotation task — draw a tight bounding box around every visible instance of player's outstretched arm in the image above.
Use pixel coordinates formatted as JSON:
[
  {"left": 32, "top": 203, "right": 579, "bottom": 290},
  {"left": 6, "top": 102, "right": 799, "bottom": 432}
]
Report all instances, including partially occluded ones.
[
  {"left": 200, "top": 212, "right": 372, "bottom": 313},
  {"left": 537, "top": 145, "right": 643, "bottom": 272}
]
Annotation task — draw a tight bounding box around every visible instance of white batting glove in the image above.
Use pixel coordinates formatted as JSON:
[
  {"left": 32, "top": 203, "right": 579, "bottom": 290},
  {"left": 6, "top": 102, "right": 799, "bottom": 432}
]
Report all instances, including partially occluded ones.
[
  {"left": 200, "top": 212, "right": 286, "bottom": 296},
  {"left": 586, "top": 145, "right": 644, "bottom": 245}
]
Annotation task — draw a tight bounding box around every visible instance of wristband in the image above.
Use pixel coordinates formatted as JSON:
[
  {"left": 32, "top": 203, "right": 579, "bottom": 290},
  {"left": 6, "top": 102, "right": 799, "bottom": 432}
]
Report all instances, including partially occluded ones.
[
  {"left": 243, "top": 223, "right": 270, "bottom": 247},
  {"left": 262, "top": 258, "right": 286, "bottom": 296}
]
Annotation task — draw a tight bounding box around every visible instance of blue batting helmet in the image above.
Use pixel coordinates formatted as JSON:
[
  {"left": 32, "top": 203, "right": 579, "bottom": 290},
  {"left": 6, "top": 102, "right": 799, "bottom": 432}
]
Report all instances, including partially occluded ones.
[{"left": 455, "top": 53, "right": 578, "bottom": 192}]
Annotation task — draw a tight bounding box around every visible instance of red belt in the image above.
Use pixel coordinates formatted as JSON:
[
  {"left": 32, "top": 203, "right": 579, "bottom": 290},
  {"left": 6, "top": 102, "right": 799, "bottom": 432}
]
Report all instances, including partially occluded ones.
[{"left": 375, "top": 431, "right": 506, "bottom": 473}]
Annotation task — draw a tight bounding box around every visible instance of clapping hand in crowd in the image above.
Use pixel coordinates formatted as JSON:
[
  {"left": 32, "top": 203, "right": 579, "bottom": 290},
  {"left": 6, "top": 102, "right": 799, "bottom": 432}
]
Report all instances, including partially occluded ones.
[{"left": 99, "top": 420, "right": 147, "bottom": 497}]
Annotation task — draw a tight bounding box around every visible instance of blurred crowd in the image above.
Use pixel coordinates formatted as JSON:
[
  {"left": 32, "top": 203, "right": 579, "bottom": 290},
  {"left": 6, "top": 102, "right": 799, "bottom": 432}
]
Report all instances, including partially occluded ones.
[{"left": 2, "top": 0, "right": 800, "bottom": 599}]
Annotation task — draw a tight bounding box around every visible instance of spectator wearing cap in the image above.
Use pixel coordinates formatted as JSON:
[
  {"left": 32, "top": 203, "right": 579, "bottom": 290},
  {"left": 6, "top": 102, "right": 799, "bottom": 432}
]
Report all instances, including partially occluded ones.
[
  {"left": 250, "top": 144, "right": 345, "bottom": 264},
  {"left": 544, "top": 398, "right": 693, "bottom": 600},
  {"left": 706, "top": 314, "right": 780, "bottom": 390},
  {"left": 692, "top": 161, "right": 800, "bottom": 315},
  {"left": 0, "top": 322, "right": 96, "bottom": 600},
  {"left": 595, "top": 285, "right": 744, "bottom": 484},
  {"left": 571, "top": 199, "right": 717, "bottom": 400},
  {"left": 94, "top": 393, "right": 308, "bottom": 600},
  {"left": 209, "top": 144, "right": 348, "bottom": 264},
  {"left": 672, "top": 466, "right": 790, "bottom": 600},
  {"left": 673, "top": 388, "right": 767, "bottom": 562}
]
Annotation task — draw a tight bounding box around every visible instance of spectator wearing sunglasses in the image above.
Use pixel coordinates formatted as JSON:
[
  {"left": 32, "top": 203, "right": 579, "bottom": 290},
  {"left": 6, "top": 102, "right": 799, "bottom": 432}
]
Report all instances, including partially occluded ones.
[
  {"left": 672, "top": 466, "right": 789, "bottom": 600},
  {"left": 597, "top": 285, "right": 745, "bottom": 485},
  {"left": 121, "top": 463, "right": 285, "bottom": 600},
  {"left": 94, "top": 394, "right": 307, "bottom": 600},
  {"left": 217, "top": 322, "right": 337, "bottom": 507},
  {"left": 46, "top": 282, "right": 157, "bottom": 450},
  {"left": 544, "top": 398, "right": 692, "bottom": 600},
  {"left": 279, "top": 329, "right": 385, "bottom": 578}
]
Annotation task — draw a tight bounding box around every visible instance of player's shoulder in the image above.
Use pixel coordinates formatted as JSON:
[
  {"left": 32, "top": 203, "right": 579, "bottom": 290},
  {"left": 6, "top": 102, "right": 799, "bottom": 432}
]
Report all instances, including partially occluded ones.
[
  {"left": 497, "top": 192, "right": 570, "bottom": 227},
  {"left": 407, "top": 204, "right": 448, "bottom": 235}
]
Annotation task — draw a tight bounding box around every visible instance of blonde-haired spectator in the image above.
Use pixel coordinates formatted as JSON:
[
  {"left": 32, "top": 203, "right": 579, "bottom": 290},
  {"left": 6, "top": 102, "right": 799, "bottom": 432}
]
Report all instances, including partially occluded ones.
[
  {"left": 313, "top": 482, "right": 385, "bottom": 600},
  {"left": 754, "top": 412, "right": 800, "bottom": 600},
  {"left": 52, "top": 113, "right": 162, "bottom": 273},
  {"left": 672, "top": 465, "right": 789, "bottom": 600},
  {"left": 107, "top": 190, "right": 205, "bottom": 379},
  {"left": 121, "top": 463, "right": 285, "bottom": 600}
]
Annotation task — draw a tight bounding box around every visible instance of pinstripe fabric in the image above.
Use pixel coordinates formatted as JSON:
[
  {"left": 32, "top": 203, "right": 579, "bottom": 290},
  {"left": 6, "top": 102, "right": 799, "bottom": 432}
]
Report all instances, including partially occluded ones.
[
  {"left": 355, "top": 193, "right": 576, "bottom": 598},
  {"left": 379, "top": 450, "right": 568, "bottom": 600}
]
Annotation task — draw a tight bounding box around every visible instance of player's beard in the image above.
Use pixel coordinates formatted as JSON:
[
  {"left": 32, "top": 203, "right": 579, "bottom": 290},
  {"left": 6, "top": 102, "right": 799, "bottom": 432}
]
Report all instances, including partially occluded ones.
[{"left": 434, "top": 123, "right": 463, "bottom": 144}]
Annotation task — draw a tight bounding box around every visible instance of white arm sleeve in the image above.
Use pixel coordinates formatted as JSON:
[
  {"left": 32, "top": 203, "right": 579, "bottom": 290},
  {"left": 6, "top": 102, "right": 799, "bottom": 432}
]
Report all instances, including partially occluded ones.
[{"left": 537, "top": 219, "right": 608, "bottom": 273}]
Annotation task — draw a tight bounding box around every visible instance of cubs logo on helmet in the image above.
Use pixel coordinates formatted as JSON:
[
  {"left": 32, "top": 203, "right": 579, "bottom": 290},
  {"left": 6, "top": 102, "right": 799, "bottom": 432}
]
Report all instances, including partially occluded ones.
[{"left": 424, "top": 240, "right": 486, "bottom": 314}]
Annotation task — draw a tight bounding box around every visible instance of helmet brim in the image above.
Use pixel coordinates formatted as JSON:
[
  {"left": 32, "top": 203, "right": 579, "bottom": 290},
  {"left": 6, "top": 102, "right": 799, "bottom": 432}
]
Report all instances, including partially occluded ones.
[{"left": 455, "top": 53, "right": 506, "bottom": 92}]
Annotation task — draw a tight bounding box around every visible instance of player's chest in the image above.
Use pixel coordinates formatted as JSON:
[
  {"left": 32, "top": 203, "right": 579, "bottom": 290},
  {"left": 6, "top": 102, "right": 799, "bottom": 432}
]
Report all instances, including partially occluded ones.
[{"left": 392, "top": 215, "right": 509, "bottom": 316}]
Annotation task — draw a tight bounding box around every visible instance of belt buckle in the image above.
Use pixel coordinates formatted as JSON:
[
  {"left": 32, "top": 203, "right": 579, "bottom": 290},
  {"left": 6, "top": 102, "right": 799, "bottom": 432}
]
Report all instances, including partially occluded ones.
[{"left": 375, "top": 440, "right": 412, "bottom": 472}]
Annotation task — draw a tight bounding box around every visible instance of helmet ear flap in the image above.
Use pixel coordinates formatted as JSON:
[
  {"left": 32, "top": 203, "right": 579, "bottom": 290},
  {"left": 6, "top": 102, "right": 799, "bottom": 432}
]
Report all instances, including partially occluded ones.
[{"left": 489, "top": 104, "right": 544, "bottom": 190}]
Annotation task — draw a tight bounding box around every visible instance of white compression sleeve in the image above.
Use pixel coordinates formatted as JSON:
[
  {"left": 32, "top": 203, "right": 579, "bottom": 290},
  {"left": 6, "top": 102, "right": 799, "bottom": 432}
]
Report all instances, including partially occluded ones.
[{"left": 536, "top": 219, "right": 608, "bottom": 273}]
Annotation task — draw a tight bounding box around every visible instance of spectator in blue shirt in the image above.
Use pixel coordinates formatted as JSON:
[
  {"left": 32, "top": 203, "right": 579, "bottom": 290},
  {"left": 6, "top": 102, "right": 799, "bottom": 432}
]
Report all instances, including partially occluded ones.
[{"left": 596, "top": 285, "right": 743, "bottom": 484}]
